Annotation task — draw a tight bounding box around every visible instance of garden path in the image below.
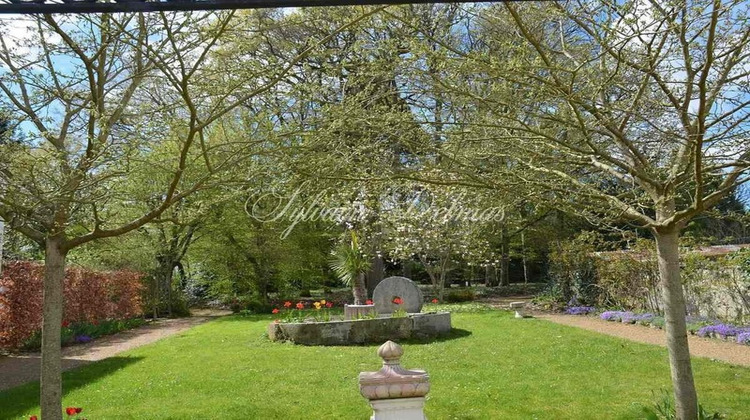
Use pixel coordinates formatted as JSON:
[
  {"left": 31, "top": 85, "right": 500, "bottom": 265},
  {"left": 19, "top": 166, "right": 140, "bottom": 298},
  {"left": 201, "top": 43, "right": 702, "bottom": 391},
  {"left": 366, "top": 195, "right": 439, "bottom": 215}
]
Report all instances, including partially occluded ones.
[
  {"left": 481, "top": 297, "right": 750, "bottom": 367},
  {"left": 0, "top": 309, "right": 231, "bottom": 391},
  {"left": 539, "top": 313, "right": 750, "bottom": 367}
]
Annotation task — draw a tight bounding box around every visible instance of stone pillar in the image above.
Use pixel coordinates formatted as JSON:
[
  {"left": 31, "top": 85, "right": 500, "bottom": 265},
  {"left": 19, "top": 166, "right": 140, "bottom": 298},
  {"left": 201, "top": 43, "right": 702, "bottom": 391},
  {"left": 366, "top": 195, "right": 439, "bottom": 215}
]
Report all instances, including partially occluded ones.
[
  {"left": 359, "top": 341, "right": 430, "bottom": 420},
  {"left": 344, "top": 304, "right": 377, "bottom": 320}
]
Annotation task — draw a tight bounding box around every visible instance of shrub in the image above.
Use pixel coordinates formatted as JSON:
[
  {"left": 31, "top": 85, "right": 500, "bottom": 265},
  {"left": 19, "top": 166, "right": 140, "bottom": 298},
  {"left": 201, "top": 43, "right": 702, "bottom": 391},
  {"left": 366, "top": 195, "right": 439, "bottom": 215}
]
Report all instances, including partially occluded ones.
[
  {"left": 0, "top": 261, "right": 144, "bottom": 350},
  {"left": 444, "top": 289, "right": 476, "bottom": 303},
  {"left": 545, "top": 233, "right": 750, "bottom": 322},
  {"left": 547, "top": 233, "right": 600, "bottom": 305}
]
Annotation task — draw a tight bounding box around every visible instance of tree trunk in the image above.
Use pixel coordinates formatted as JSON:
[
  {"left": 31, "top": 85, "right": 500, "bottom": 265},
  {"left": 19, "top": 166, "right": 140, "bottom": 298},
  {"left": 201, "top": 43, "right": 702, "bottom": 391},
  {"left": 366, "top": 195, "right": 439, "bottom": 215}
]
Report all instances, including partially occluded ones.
[
  {"left": 499, "top": 227, "right": 510, "bottom": 286},
  {"left": 402, "top": 260, "right": 412, "bottom": 279},
  {"left": 485, "top": 264, "right": 496, "bottom": 287},
  {"left": 352, "top": 272, "right": 368, "bottom": 305},
  {"left": 654, "top": 227, "right": 698, "bottom": 420},
  {"left": 521, "top": 231, "right": 529, "bottom": 284},
  {"left": 166, "top": 266, "right": 173, "bottom": 317},
  {"left": 366, "top": 254, "right": 385, "bottom": 296},
  {"left": 41, "top": 237, "right": 67, "bottom": 420}
]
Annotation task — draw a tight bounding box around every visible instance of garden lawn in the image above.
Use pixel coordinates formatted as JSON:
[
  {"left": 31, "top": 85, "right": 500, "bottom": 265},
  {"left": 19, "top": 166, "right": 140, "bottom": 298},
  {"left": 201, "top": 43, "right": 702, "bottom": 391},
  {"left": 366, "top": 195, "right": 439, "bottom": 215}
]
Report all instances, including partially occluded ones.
[{"left": 1, "top": 306, "right": 749, "bottom": 419}]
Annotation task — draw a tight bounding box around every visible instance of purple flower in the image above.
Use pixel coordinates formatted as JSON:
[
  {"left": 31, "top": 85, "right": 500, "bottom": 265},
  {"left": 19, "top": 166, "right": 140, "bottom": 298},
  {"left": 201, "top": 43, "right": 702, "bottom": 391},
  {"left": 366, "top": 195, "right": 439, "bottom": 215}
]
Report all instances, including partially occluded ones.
[
  {"left": 697, "top": 324, "right": 745, "bottom": 338},
  {"left": 600, "top": 311, "right": 625, "bottom": 321},
  {"left": 634, "top": 313, "right": 655, "bottom": 322},
  {"left": 565, "top": 306, "right": 596, "bottom": 316},
  {"left": 74, "top": 335, "right": 93, "bottom": 344},
  {"left": 737, "top": 332, "right": 750, "bottom": 345},
  {"left": 619, "top": 312, "right": 638, "bottom": 324}
]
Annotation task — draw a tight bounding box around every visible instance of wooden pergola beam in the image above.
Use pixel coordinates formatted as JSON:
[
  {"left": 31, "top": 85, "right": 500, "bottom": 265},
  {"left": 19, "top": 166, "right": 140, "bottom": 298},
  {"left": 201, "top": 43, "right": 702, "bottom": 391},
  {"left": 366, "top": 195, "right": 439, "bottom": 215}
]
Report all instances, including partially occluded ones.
[{"left": 0, "top": 0, "right": 520, "bottom": 15}]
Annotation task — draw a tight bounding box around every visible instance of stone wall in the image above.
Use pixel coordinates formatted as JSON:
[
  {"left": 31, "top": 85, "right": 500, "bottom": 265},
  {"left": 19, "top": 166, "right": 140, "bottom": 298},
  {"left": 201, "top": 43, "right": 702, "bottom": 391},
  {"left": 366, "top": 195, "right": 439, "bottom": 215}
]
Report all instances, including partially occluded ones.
[{"left": 267, "top": 312, "right": 451, "bottom": 346}]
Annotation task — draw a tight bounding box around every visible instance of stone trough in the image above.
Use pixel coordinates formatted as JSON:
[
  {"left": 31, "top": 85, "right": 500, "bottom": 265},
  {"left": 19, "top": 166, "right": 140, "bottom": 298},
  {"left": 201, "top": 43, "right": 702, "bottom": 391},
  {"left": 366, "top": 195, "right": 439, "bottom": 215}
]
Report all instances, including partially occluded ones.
[
  {"left": 267, "top": 312, "right": 452, "bottom": 346},
  {"left": 267, "top": 276, "right": 452, "bottom": 346}
]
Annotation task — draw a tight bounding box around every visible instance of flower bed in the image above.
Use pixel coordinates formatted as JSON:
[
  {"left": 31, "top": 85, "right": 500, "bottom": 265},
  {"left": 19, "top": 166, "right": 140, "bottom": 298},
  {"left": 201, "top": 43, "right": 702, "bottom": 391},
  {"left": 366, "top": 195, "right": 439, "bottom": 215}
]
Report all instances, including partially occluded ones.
[
  {"left": 20, "top": 317, "right": 147, "bottom": 351},
  {"left": 564, "top": 306, "right": 750, "bottom": 346},
  {"left": 265, "top": 299, "right": 451, "bottom": 345},
  {"left": 267, "top": 312, "right": 452, "bottom": 346}
]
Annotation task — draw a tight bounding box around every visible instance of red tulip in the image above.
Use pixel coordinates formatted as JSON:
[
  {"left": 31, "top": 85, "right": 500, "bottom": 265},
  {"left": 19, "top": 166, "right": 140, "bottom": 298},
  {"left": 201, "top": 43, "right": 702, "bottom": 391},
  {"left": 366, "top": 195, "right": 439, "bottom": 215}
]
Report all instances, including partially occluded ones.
[
  {"left": 66, "top": 407, "right": 77, "bottom": 416},
  {"left": 431, "top": 299, "right": 439, "bottom": 304},
  {"left": 75, "top": 408, "right": 83, "bottom": 414},
  {"left": 61, "top": 321, "right": 70, "bottom": 328},
  {"left": 29, "top": 416, "right": 38, "bottom": 420},
  {"left": 272, "top": 308, "right": 279, "bottom": 314},
  {"left": 283, "top": 301, "right": 292, "bottom": 308},
  {"left": 366, "top": 299, "right": 373, "bottom": 305},
  {"left": 296, "top": 302, "right": 304, "bottom": 310},
  {"left": 393, "top": 297, "right": 403, "bottom": 305},
  {"left": 325, "top": 302, "right": 333, "bottom": 308}
]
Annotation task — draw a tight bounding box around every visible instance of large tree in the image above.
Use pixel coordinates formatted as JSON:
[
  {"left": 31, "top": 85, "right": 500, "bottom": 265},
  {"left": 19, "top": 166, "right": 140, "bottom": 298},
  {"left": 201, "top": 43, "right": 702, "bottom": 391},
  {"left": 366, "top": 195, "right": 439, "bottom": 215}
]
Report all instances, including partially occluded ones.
[
  {"left": 0, "top": 9, "right": 383, "bottom": 418},
  {"left": 398, "top": 1, "right": 749, "bottom": 418}
]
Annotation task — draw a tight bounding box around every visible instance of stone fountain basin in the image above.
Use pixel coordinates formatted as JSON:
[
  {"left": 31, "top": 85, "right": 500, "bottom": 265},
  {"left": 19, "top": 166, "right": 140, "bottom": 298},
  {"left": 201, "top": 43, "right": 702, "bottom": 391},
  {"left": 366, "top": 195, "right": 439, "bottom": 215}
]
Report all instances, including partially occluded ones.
[{"left": 267, "top": 312, "right": 451, "bottom": 346}]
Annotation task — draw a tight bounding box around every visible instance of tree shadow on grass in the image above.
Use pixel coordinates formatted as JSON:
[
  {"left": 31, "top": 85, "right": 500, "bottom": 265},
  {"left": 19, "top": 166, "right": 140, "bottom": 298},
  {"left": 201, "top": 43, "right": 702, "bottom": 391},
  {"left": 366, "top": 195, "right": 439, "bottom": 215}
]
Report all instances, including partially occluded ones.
[
  {"left": 0, "top": 355, "right": 144, "bottom": 419},
  {"left": 401, "top": 328, "right": 473, "bottom": 345}
]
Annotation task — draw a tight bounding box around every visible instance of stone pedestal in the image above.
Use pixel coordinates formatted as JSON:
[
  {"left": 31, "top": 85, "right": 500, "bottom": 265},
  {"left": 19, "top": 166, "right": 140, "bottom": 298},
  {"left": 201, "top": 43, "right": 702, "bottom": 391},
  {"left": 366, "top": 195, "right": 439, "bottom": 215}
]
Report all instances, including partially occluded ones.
[
  {"left": 510, "top": 301, "right": 527, "bottom": 318},
  {"left": 344, "top": 304, "right": 377, "bottom": 320},
  {"left": 359, "top": 341, "right": 430, "bottom": 420},
  {"left": 369, "top": 397, "right": 426, "bottom": 420}
]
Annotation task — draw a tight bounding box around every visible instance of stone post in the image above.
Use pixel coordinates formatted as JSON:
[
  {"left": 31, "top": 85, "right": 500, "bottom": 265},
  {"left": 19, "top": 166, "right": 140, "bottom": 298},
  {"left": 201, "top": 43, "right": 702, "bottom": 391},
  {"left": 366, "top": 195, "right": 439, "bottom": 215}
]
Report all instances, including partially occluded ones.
[
  {"left": 344, "top": 304, "right": 377, "bottom": 320},
  {"left": 510, "top": 301, "right": 527, "bottom": 318},
  {"left": 359, "top": 341, "right": 430, "bottom": 420}
]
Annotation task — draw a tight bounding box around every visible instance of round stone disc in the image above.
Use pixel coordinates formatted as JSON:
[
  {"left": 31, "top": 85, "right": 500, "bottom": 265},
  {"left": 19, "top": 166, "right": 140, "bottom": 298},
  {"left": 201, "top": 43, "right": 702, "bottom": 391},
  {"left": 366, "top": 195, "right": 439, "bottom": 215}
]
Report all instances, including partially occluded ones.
[{"left": 372, "top": 276, "right": 423, "bottom": 314}]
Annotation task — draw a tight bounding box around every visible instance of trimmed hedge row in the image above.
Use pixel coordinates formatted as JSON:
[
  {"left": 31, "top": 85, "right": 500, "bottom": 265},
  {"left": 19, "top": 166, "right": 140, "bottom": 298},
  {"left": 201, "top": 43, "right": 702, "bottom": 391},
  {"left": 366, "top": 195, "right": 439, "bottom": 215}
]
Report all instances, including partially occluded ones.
[{"left": 0, "top": 261, "right": 143, "bottom": 350}]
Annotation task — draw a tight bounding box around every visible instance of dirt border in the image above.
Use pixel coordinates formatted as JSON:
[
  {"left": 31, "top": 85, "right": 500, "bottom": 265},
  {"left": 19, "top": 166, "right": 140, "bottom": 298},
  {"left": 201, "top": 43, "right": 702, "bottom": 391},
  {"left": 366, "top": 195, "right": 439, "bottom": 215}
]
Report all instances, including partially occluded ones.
[{"left": 539, "top": 313, "right": 750, "bottom": 367}]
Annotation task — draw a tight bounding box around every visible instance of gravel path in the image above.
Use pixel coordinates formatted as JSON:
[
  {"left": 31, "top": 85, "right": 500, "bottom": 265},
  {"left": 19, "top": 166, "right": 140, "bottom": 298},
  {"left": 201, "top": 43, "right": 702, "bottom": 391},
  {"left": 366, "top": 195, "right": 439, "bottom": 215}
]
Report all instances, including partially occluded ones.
[
  {"left": 0, "top": 310, "right": 231, "bottom": 391},
  {"left": 540, "top": 314, "right": 750, "bottom": 367},
  {"left": 481, "top": 297, "right": 750, "bottom": 367}
]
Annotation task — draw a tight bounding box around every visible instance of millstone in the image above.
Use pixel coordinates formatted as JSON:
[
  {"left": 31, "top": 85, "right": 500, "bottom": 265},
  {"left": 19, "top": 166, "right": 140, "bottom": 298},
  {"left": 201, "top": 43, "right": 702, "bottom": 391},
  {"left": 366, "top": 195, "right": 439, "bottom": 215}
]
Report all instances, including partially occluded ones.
[{"left": 372, "top": 276, "right": 423, "bottom": 314}]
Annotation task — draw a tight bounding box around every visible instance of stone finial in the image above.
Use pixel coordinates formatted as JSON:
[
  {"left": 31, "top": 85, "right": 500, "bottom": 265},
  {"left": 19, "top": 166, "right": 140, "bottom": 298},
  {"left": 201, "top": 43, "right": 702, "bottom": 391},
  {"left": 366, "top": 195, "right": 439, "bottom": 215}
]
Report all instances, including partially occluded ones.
[
  {"left": 377, "top": 340, "right": 404, "bottom": 365},
  {"left": 359, "top": 341, "right": 430, "bottom": 401},
  {"left": 360, "top": 341, "right": 430, "bottom": 420}
]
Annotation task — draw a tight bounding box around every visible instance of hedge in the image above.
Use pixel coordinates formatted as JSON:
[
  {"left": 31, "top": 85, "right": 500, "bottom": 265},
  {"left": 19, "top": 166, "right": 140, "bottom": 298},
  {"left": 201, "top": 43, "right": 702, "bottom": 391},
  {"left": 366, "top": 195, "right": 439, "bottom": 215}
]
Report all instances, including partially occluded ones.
[{"left": 0, "top": 261, "right": 143, "bottom": 350}]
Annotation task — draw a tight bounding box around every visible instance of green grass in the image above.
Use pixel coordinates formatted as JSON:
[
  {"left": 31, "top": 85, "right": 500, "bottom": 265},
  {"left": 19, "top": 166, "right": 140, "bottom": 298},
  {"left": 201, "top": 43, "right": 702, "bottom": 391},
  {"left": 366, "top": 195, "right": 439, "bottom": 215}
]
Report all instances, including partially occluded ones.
[{"left": 1, "top": 306, "right": 749, "bottom": 419}]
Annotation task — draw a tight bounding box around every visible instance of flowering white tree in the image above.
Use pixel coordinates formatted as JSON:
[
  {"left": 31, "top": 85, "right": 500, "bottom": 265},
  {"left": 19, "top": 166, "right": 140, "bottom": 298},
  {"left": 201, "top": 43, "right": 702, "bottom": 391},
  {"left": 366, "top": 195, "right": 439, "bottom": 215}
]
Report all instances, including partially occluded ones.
[{"left": 383, "top": 185, "right": 497, "bottom": 300}]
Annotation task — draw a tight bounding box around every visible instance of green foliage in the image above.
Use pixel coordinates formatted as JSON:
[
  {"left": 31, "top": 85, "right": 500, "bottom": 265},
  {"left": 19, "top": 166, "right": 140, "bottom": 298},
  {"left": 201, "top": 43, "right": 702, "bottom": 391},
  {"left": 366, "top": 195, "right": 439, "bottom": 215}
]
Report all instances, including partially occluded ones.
[
  {"left": 443, "top": 288, "right": 476, "bottom": 303},
  {"left": 594, "top": 239, "right": 661, "bottom": 312},
  {"left": 546, "top": 232, "right": 601, "bottom": 305},
  {"left": 228, "top": 296, "right": 274, "bottom": 315},
  {"left": 545, "top": 232, "right": 750, "bottom": 322},
  {"left": 641, "top": 390, "right": 724, "bottom": 420},
  {"left": 329, "top": 231, "right": 371, "bottom": 287}
]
